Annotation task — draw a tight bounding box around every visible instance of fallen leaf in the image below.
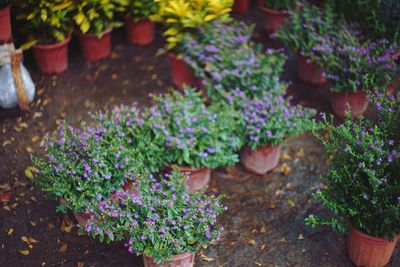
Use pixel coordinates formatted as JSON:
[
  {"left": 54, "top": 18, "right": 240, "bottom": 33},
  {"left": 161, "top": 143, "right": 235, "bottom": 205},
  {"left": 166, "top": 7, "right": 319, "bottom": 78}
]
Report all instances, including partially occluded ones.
[
  {"left": 33, "top": 112, "right": 43, "bottom": 119},
  {"left": 281, "top": 153, "right": 292, "bottom": 161},
  {"left": 77, "top": 261, "right": 84, "bottom": 267},
  {"left": 14, "top": 126, "right": 23, "bottom": 132},
  {"left": 7, "top": 228, "right": 13, "bottom": 235},
  {"left": 296, "top": 149, "right": 305, "bottom": 158},
  {"left": 287, "top": 199, "right": 296, "bottom": 207},
  {"left": 260, "top": 243, "right": 267, "bottom": 250},
  {"left": 280, "top": 163, "right": 291, "bottom": 175},
  {"left": 111, "top": 74, "right": 118, "bottom": 80},
  {"left": 245, "top": 238, "right": 256, "bottom": 246},
  {"left": 59, "top": 244, "right": 68, "bottom": 253},
  {"left": 2, "top": 140, "right": 12, "bottom": 147},
  {"left": 19, "top": 250, "right": 30, "bottom": 255},
  {"left": 21, "top": 236, "right": 29, "bottom": 243},
  {"left": 26, "top": 146, "right": 34, "bottom": 153},
  {"left": 31, "top": 136, "right": 40, "bottom": 143},
  {"left": 0, "top": 191, "right": 12, "bottom": 202},
  {"left": 18, "top": 122, "right": 28, "bottom": 129},
  {"left": 24, "top": 167, "right": 37, "bottom": 180},
  {"left": 61, "top": 216, "right": 74, "bottom": 233},
  {"left": 0, "top": 183, "right": 10, "bottom": 190},
  {"left": 3, "top": 205, "right": 11, "bottom": 212},
  {"left": 30, "top": 196, "right": 37, "bottom": 203},
  {"left": 254, "top": 262, "right": 262, "bottom": 266},
  {"left": 260, "top": 225, "right": 267, "bottom": 234},
  {"left": 29, "top": 221, "right": 37, "bottom": 227},
  {"left": 298, "top": 234, "right": 304, "bottom": 240},
  {"left": 28, "top": 237, "right": 39, "bottom": 244}
]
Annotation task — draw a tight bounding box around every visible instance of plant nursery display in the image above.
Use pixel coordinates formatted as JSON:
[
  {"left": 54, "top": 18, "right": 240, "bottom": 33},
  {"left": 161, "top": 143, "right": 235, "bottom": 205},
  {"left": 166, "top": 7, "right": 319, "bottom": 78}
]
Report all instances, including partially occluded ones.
[
  {"left": 181, "top": 21, "right": 287, "bottom": 103},
  {"left": 258, "top": 0, "right": 298, "bottom": 35},
  {"left": 0, "top": 0, "right": 12, "bottom": 43},
  {"left": 72, "top": 0, "right": 126, "bottom": 61},
  {"left": 142, "top": 88, "right": 241, "bottom": 193},
  {"left": 150, "top": 0, "right": 233, "bottom": 87},
  {"left": 122, "top": 0, "right": 159, "bottom": 46},
  {"left": 16, "top": 0, "right": 73, "bottom": 74},
  {"left": 238, "top": 92, "right": 316, "bottom": 175},
  {"left": 33, "top": 121, "right": 138, "bottom": 224},
  {"left": 306, "top": 94, "right": 400, "bottom": 267},
  {"left": 83, "top": 169, "right": 226, "bottom": 266}
]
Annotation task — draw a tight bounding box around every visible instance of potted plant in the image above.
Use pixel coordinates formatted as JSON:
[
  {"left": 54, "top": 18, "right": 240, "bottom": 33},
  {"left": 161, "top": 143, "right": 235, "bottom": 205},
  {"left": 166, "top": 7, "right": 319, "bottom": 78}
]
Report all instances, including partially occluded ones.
[
  {"left": 233, "top": 0, "right": 249, "bottom": 13},
  {"left": 150, "top": 0, "right": 233, "bottom": 87},
  {"left": 277, "top": 3, "right": 337, "bottom": 85},
  {"left": 306, "top": 94, "right": 400, "bottom": 267},
  {"left": 258, "top": 0, "right": 298, "bottom": 36},
  {"left": 308, "top": 26, "right": 398, "bottom": 119},
  {"left": 181, "top": 21, "right": 287, "bottom": 103},
  {"left": 142, "top": 88, "right": 241, "bottom": 193},
  {"left": 72, "top": 0, "right": 125, "bottom": 61},
  {"left": 33, "top": 120, "right": 139, "bottom": 226},
  {"left": 16, "top": 0, "right": 73, "bottom": 74},
  {"left": 83, "top": 169, "right": 226, "bottom": 267},
  {"left": 122, "top": 0, "right": 159, "bottom": 46},
  {"left": 0, "top": 0, "right": 11, "bottom": 43},
  {"left": 238, "top": 92, "right": 316, "bottom": 175}
]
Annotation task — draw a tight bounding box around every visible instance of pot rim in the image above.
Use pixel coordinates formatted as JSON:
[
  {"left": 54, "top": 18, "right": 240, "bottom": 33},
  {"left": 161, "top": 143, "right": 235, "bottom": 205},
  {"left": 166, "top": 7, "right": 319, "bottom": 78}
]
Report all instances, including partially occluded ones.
[
  {"left": 144, "top": 251, "right": 194, "bottom": 262},
  {"left": 33, "top": 35, "right": 72, "bottom": 50},
  {"left": 168, "top": 164, "right": 211, "bottom": 173},
  {"left": 351, "top": 228, "right": 398, "bottom": 244},
  {"left": 75, "top": 28, "right": 113, "bottom": 38},
  {"left": 258, "top": 0, "right": 290, "bottom": 15},
  {"left": 330, "top": 89, "right": 366, "bottom": 96},
  {"left": 0, "top": 5, "right": 10, "bottom": 17}
]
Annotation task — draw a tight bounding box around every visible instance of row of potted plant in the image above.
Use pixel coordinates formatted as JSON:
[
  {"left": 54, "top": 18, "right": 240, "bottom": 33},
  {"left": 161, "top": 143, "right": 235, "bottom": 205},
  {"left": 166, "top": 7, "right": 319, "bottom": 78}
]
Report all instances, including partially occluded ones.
[{"left": 13, "top": 0, "right": 159, "bottom": 74}]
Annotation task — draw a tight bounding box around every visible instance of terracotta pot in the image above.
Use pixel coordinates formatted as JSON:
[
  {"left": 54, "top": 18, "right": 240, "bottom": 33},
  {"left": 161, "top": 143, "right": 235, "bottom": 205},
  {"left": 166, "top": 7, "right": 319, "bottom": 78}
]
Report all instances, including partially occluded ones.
[
  {"left": 168, "top": 165, "right": 211, "bottom": 194},
  {"left": 233, "top": 0, "right": 249, "bottom": 13},
  {"left": 347, "top": 228, "right": 398, "bottom": 267},
  {"left": 33, "top": 36, "right": 71, "bottom": 74},
  {"left": 168, "top": 53, "right": 199, "bottom": 88},
  {"left": 258, "top": 0, "right": 290, "bottom": 36},
  {"left": 296, "top": 53, "right": 326, "bottom": 85},
  {"left": 240, "top": 143, "right": 282, "bottom": 175},
  {"left": 331, "top": 90, "right": 369, "bottom": 120},
  {"left": 126, "top": 18, "right": 155, "bottom": 46},
  {"left": 77, "top": 28, "right": 112, "bottom": 61},
  {"left": 0, "top": 5, "right": 11, "bottom": 43},
  {"left": 143, "top": 252, "right": 195, "bottom": 267},
  {"left": 74, "top": 211, "right": 91, "bottom": 227}
]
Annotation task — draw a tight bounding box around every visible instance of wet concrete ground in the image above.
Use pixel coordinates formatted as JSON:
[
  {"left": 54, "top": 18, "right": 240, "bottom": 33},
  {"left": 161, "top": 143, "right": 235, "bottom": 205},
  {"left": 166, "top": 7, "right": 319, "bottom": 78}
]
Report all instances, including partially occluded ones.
[{"left": 0, "top": 3, "right": 399, "bottom": 267}]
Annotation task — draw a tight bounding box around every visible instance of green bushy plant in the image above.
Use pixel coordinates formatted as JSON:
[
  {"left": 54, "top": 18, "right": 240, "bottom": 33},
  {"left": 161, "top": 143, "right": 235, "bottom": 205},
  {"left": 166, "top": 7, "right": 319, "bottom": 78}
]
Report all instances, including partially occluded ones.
[
  {"left": 122, "top": 0, "right": 159, "bottom": 22},
  {"left": 262, "top": 0, "right": 298, "bottom": 11}
]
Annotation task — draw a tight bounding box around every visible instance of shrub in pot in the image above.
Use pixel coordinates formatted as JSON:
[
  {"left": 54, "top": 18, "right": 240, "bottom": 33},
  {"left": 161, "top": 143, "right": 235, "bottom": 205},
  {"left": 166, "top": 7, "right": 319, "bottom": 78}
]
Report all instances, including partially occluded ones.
[
  {"left": 306, "top": 94, "right": 400, "bottom": 267},
  {"left": 121, "top": 0, "right": 159, "bottom": 46},
  {"left": 237, "top": 92, "right": 316, "bottom": 175},
  {"left": 150, "top": 0, "right": 233, "bottom": 87},
  {"left": 16, "top": 0, "right": 74, "bottom": 74},
  {"left": 83, "top": 169, "right": 226, "bottom": 266},
  {"left": 72, "top": 0, "right": 125, "bottom": 61},
  {"left": 258, "top": 0, "right": 298, "bottom": 36},
  {"left": 142, "top": 88, "right": 241, "bottom": 193},
  {"left": 33, "top": 119, "right": 140, "bottom": 225},
  {"left": 181, "top": 21, "right": 287, "bottom": 103},
  {"left": 0, "top": 0, "right": 12, "bottom": 43}
]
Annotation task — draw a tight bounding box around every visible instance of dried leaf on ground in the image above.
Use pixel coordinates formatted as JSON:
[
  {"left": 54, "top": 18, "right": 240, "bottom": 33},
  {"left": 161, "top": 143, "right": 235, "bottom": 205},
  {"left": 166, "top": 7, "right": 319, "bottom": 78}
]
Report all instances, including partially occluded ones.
[
  {"left": 61, "top": 216, "right": 74, "bottom": 233},
  {"left": 0, "top": 191, "right": 12, "bottom": 202},
  {"left": 77, "top": 261, "right": 84, "bottom": 267},
  {"left": 19, "top": 250, "right": 30, "bottom": 255},
  {"left": 260, "top": 225, "right": 267, "bottom": 234},
  {"left": 7, "top": 228, "right": 13, "bottom": 235},
  {"left": 298, "top": 234, "right": 304, "bottom": 240},
  {"left": 245, "top": 237, "right": 256, "bottom": 246},
  {"left": 287, "top": 199, "right": 296, "bottom": 207},
  {"left": 281, "top": 153, "right": 292, "bottom": 161},
  {"left": 59, "top": 244, "right": 68, "bottom": 253},
  {"left": 280, "top": 163, "right": 291, "bottom": 175},
  {"left": 261, "top": 243, "right": 267, "bottom": 250},
  {"left": 296, "top": 149, "right": 305, "bottom": 158}
]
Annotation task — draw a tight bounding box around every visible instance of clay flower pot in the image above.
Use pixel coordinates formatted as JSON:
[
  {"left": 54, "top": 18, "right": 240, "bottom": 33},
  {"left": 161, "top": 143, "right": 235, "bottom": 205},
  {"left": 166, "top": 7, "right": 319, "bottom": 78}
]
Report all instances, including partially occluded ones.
[
  {"left": 168, "top": 53, "right": 199, "bottom": 88},
  {"left": 77, "top": 28, "right": 112, "bottom": 61},
  {"left": 347, "top": 228, "right": 398, "bottom": 267},
  {"left": 240, "top": 144, "right": 282, "bottom": 175},
  {"left": 233, "top": 0, "right": 249, "bottom": 13},
  {"left": 168, "top": 165, "right": 211, "bottom": 194},
  {"left": 33, "top": 36, "right": 71, "bottom": 74},
  {"left": 143, "top": 252, "right": 195, "bottom": 267},
  {"left": 331, "top": 90, "right": 369, "bottom": 120},
  {"left": 0, "top": 5, "right": 11, "bottom": 43},
  {"left": 258, "top": 0, "right": 290, "bottom": 36},
  {"left": 296, "top": 53, "right": 326, "bottom": 85},
  {"left": 126, "top": 18, "right": 155, "bottom": 46}
]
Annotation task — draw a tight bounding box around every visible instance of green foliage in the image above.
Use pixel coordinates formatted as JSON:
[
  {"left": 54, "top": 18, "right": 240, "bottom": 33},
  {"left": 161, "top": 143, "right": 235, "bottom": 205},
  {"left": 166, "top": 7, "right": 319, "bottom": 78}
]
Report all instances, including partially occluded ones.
[
  {"left": 142, "top": 88, "right": 242, "bottom": 169},
  {"left": 122, "top": 0, "right": 159, "bottom": 22},
  {"left": 306, "top": 95, "right": 400, "bottom": 240},
  {"left": 15, "top": 0, "right": 74, "bottom": 45},
  {"left": 262, "top": 0, "right": 298, "bottom": 11},
  {"left": 83, "top": 169, "right": 225, "bottom": 264}
]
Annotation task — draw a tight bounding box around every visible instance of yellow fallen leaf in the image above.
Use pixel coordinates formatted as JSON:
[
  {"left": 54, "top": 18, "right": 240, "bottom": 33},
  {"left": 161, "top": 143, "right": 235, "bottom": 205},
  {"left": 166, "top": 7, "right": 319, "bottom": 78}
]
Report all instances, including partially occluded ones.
[
  {"left": 26, "top": 146, "right": 34, "bottom": 153},
  {"left": 281, "top": 153, "right": 292, "bottom": 161},
  {"left": 19, "top": 250, "right": 30, "bottom": 255},
  {"left": 30, "top": 196, "right": 37, "bottom": 203},
  {"left": 29, "top": 221, "right": 37, "bottom": 227},
  {"left": 21, "top": 236, "right": 29, "bottom": 243},
  {"left": 7, "top": 228, "right": 13, "bottom": 235},
  {"left": 261, "top": 243, "right": 267, "bottom": 250},
  {"left": 288, "top": 199, "right": 296, "bottom": 207},
  {"left": 33, "top": 112, "right": 43, "bottom": 119},
  {"left": 280, "top": 163, "right": 291, "bottom": 175},
  {"left": 59, "top": 244, "right": 68, "bottom": 253},
  {"left": 28, "top": 237, "right": 39, "bottom": 244},
  {"left": 2, "top": 140, "right": 12, "bottom": 147},
  {"left": 260, "top": 225, "right": 267, "bottom": 234},
  {"left": 245, "top": 238, "right": 256, "bottom": 246},
  {"left": 3, "top": 205, "right": 11, "bottom": 212},
  {"left": 296, "top": 149, "right": 305, "bottom": 158},
  {"left": 24, "top": 167, "right": 37, "bottom": 180},
  {"left": 77, "top": 261, "right": 84, "bottom": 267},
  {"left": 18, "top": 122, "right": 28, "bottom": 129}
]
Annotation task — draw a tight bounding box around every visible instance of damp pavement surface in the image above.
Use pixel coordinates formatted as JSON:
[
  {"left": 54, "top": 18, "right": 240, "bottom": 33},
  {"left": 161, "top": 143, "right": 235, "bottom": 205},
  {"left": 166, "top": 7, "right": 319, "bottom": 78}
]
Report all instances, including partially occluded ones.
[{"left": 1, "top": 4, "right": 399, "bottom": 267}]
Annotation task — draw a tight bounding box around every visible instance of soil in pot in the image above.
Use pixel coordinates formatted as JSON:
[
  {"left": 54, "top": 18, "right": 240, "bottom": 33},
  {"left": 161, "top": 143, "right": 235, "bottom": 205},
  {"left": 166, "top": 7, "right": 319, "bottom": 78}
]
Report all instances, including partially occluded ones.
[
  {"left": 0, "top": 5, "right": 12, "bottom": 43},
  {"left": 167, "top": 165, "right": 211, "bottom": 194},
  {"left": 168, "top": 53, "right": 199, "bottom": 88},
  {"left": 258, "top": 0, "right": 290, "bottom": 36},
  {"left": 331, "top": 90, "right": 369, "bottom": 120},
  {"left": 77, "top": 29, "right": 112, "bottom": 61},
  {"left": 233, "top": 0, "right": 249, "bottom": 13},
  {"left": 347, "top": 228, "right": 398, "bottom": 267},
  {"left": 33, "top": 36, "right": 71, "bottom": 74},
  {"left": 240, "top": 143, "right": 282, "bottom": 175},
  {"left": 126, "top": 18, "right": 155, "bottom": 46},
  {"left": 143, "top": 252, "right": 195, "bottom": 267},
  {"left": 296, "top": 53, "right": 326, "bottom": 85}
]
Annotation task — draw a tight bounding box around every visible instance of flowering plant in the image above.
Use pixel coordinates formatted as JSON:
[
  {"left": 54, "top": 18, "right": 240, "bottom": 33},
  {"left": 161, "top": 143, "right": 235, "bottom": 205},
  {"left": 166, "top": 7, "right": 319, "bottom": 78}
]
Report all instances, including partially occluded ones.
[
  {"left": 181, "top": 21, "right": 287, "bottom": 103},
  {"left": 150, "top": 0, "right": 233, "bottom": 50},
  {"left": 83, "top": 169, "right": 225, "bottom": 264},
  {"left": 306, "top": 94, "right": 400, "bottom": 240},
  {"left": 142, "top": 88, "right": 241, "bottom": 169},
  {"left": 239, "top": 92, "right": 316, "bottom": 149},
  {"left": 262, "top": 0, "right": 298, "bottom": 11},
  {"left": 33, "top": 121, "right": 137, "bottom": 213},
  {"left": 16, "top": 0, "right": 74, "bottom": 45},
  {"left": 121, "top": 0, "right": 159, "bottom": 22},
  {"left": 72, "top": 0, "right": 126, "bottom": 37}
]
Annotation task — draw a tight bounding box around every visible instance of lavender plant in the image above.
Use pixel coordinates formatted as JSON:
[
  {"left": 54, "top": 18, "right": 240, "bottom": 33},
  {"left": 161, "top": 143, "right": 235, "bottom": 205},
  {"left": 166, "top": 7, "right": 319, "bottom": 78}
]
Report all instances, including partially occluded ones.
[
  {"left": 180, "top": 21, "right": 287, "bottom": 103},
  {"left": 33, "top": 121, "right": 138, "bottom": 214},
  {"left": 306, "top": 94, "right": 400, "bottom": 240},
  {"left": 142, "top": 88, "right": 241, "bottom": 169},
  {"left": 239, "top": 92, "right": 316, "bottom": 150},
  {"left": 83, "top": 169, "right": 225, "bottom": 264}
]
